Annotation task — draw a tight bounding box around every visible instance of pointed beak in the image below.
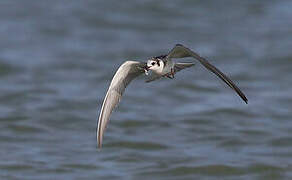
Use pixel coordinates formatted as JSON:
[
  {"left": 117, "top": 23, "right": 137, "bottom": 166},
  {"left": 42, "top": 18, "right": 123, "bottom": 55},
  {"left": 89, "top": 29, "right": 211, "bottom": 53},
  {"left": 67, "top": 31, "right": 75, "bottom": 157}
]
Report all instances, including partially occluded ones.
[{"left": 143, "top": 64, "right": 150, "bottom": 71}]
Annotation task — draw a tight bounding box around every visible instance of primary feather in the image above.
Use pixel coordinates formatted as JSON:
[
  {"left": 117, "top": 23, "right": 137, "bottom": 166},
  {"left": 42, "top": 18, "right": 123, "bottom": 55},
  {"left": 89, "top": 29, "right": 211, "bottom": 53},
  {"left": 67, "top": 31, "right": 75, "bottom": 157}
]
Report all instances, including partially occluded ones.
[
  {"left": 167, "top": 44, "right": 248, "bottom": 104},
  {"left": 97, "top": 61, "right": 146, "bottom": 148}
]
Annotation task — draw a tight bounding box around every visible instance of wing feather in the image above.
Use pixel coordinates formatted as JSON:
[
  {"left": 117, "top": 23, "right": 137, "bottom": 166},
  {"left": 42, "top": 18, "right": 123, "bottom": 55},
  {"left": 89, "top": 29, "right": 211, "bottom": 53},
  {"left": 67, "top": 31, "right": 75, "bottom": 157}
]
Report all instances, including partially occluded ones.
[
  {"left": 97, "top": 61, "right": 145, "bottom": 148},
  {"left": 167, "top": 44, "right": 248, "bottom": 103}
]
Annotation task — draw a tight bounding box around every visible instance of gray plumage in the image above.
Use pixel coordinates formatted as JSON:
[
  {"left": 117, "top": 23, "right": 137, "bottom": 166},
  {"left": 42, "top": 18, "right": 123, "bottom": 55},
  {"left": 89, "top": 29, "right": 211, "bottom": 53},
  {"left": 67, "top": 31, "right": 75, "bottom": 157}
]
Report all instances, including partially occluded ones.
[{"left": 97, "top": 61, "right": 146, "bottom": 148}]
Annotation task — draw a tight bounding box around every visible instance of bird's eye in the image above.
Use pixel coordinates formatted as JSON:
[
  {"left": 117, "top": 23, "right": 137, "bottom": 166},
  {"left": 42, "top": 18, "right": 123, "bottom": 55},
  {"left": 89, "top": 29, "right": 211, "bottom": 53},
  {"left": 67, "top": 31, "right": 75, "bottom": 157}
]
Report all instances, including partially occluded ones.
[{"left": 151, "top": 62, "right": 155, "bottom": 66}]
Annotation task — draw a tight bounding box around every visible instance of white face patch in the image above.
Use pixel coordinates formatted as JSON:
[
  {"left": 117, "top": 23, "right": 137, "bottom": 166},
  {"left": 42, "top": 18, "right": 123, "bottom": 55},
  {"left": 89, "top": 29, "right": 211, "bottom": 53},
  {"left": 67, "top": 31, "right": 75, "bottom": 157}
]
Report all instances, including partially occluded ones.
[
  {"left": 147, "top": 60, "right": 157, "bottom": 68},
  {"left": 146, "top": 59, "right": 163, "bottom": 74},
  {"left": 147, "top": 59, "right": 162, "bottom": 68}
]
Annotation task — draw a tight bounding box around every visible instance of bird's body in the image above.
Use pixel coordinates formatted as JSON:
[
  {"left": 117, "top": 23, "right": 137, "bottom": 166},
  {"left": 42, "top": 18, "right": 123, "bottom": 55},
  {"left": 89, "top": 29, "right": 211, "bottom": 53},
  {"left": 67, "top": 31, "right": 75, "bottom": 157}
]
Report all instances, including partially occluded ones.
[
  {"left": 145, "top": 55, "right": 194, "bottom": 82},
  {"left": 96, "top": 44, "right": 248, "bottom": 148},
  {"left": 161, "top": 59, "right": 174, "bottom": 75}
]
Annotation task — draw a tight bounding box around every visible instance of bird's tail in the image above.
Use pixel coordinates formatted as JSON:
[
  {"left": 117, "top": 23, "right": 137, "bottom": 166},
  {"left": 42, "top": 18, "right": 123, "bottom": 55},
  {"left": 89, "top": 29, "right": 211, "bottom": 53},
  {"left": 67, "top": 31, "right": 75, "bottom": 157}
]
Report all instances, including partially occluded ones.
[{"left": 174, "top": 62, "right": 195, "bottom": 73}]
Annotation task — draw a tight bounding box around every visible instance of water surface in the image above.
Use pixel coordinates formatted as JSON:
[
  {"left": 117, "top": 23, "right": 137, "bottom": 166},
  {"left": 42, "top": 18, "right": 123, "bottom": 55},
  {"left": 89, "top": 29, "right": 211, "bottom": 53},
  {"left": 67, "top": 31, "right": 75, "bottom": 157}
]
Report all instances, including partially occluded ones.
[{"left": 1, "top": 0, "right": 292, "bottom": 179}]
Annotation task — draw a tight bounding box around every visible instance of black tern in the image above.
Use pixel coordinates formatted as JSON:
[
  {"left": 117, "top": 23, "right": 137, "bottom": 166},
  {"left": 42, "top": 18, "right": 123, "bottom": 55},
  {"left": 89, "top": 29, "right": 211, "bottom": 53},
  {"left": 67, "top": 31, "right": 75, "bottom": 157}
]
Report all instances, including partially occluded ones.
[{"left": 97, "top": 44, "right": 248, "bottom": 148}]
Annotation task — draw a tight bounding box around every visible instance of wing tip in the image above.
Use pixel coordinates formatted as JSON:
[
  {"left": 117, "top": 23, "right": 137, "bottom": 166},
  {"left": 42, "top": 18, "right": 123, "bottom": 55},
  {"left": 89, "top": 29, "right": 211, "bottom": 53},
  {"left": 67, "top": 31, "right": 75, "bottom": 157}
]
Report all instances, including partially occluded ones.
[
  {"left": 239, "top": 93, "right": 248, "bottom": 104},
  {"left": 97, "top": 135, "right": 103, "bottom": 149},
  {"left": 96, "top": 126, "right": 103, "bottom": 149},
  {"left": 97, "top": 142, "right": 102, "bottom": 149},
  {"left": 244, "top": 98, "right": 248, "bottom": 104}
]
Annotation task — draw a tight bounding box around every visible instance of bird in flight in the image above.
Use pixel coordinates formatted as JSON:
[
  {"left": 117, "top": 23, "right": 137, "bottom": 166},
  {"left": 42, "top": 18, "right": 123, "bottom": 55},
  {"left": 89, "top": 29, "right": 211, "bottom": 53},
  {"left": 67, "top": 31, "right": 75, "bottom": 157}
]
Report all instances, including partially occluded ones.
[{"left": 97, "top": 44, "right": 248, "bottom": 148}]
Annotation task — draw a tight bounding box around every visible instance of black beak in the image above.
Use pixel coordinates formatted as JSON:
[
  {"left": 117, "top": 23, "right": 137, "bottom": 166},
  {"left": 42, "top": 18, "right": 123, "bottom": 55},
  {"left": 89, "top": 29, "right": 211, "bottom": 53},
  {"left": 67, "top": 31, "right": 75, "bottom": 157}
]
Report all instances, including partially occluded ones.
[{"left": 143, "top": 64, "right": 150, "bottom": 71}]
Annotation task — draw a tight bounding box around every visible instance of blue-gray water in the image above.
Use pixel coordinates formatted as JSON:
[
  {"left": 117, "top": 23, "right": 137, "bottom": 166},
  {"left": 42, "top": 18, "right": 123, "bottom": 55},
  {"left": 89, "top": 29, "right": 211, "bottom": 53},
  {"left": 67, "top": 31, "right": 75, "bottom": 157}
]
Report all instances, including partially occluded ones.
[{"left": 1, "top": 0, "right": 292, "bottom": 179}]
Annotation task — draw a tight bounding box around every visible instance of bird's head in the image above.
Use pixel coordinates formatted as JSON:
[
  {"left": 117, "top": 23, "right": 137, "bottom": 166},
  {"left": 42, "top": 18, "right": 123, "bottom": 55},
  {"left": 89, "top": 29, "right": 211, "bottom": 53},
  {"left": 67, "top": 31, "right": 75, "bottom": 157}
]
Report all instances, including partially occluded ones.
[{"left": 146, "top": 58, "right": 163, "bottom": 72}]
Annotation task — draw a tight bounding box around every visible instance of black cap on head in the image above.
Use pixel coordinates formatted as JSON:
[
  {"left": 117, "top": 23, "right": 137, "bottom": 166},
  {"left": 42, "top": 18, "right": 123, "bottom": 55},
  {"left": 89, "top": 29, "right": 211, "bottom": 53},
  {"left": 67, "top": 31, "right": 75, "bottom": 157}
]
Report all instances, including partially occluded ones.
[{"left": 153, "top": 54, "right": 167, "bottom": 60}]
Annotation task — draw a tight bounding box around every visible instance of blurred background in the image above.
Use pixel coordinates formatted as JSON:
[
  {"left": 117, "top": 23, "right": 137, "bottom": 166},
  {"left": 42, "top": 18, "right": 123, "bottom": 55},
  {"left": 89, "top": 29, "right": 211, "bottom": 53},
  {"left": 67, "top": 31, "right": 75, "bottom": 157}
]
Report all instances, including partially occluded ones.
[{"left": 0, "top": 0, "right": 292, "bottom": 179}]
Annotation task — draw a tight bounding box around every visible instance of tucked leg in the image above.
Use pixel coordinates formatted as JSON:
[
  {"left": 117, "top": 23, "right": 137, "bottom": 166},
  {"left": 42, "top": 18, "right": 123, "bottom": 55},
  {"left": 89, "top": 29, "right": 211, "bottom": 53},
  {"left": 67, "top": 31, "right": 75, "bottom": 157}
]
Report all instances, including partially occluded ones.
[
  {"left": 170, "top": 68, "right": 175, "bottom": 78},
  {"left": 164, "top": 68, "right": 175, "bottom": 79}
]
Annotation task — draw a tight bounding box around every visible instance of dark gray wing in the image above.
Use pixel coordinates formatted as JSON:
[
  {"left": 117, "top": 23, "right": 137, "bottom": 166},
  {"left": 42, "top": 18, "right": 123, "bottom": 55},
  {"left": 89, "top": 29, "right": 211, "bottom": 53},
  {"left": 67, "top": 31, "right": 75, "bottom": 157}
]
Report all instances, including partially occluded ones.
[
  {"left": 97, "top": 61, "right": 146, "bottom": 148},
  {"left": 167, "top": 44, "right": 248, "bottom": 104}
]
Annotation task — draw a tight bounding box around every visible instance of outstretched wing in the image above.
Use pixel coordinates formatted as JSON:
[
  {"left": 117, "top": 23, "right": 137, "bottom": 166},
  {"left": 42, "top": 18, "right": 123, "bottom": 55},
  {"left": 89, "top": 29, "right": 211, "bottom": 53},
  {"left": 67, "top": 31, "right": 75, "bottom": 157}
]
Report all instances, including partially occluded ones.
[
  {"left": 167, "top": 44, "right": 248, "bottom": 104},
  {"left": 97, "top": 61, "right": 146, "bottom": 148}
]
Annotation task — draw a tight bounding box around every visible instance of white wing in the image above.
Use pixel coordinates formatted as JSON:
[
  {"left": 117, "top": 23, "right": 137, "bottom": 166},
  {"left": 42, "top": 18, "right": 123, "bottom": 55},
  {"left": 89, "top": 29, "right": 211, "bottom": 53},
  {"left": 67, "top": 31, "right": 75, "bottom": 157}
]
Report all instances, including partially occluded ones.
[
  {"left": 97, "top": 61, "right": 146, "bottom": 148},
  {"left": 167, "top": 44, "right": 248, "bottom": 104}
]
